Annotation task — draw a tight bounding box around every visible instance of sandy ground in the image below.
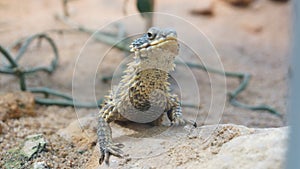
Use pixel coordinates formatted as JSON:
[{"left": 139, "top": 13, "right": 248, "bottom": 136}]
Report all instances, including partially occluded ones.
[{"left": 0, "top": 0, "right": 290, "bottom": 168}]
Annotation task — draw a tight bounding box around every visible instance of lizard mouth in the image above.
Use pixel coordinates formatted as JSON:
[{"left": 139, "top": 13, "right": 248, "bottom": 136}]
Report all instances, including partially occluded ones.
[
  {"left": 148, "top": 35, "right": 177, "bottom": 46},
  {"left": 147, "top": 39, "right": 177, "bottom": 50},
  {"left": 130, "top": 38, "right": 178, "bottom": 52}
]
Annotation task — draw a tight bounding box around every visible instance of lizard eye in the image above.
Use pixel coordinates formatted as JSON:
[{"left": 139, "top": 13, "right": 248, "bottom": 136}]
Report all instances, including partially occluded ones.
[{"left": 147, "top": 32, "right": 156, "bottom": 40}]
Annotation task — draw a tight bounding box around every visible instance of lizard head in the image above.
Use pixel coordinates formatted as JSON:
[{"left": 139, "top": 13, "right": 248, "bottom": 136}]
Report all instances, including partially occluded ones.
[
  {"left": 129, "top": 27, "right": 179, "bottom": 71},
  {"left": 130, "top": 27, "right": 178, "bottom": 52}
]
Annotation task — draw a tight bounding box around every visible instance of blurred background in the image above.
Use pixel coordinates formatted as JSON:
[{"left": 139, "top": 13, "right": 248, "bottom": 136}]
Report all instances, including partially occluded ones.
[{"left": 0, "top": 0, "right": 290, "bottom": 127}]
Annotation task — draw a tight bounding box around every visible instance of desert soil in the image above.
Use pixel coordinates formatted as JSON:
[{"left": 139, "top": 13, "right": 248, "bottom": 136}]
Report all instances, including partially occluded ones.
[{"left": 0, "top": 0, "right": 290, "bottom": 168}]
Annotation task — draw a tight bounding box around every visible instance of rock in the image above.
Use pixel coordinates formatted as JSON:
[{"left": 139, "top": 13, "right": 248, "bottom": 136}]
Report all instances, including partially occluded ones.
[
  {"left": 57, "top": 115, "right": 98, "bottom": 151},
  {"left": 0, "top": 92, "right": 36, "bottom": 121},
  {"left": 222, "top": 0, "right": 253, "bottom": 6},
  {"left": 33, "top": 161, "right": 49, "bottom": 169},
  {"left": 4, "top": 134, "right": 47, "bottom": 168},
  {"left": 21, "top": 134, "right": 47, "bottom": 159},
  {"left": 58, "top": 114, "right": 287, "bottom": 169},
  {"left": 190, "top": 0, "right": 214, "bottom": 16},
  {"left": 82, "top": 123, "right": 287, "bottom": 169},
  {"left": 203, "top": 127, "right": 288, "bottom": 169},
  {"left": 200, "top": 124, "right": 255, "bottom": 154}
]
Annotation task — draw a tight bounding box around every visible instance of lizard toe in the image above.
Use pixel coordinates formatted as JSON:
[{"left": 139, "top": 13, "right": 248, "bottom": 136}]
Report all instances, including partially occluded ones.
[
  {"left": 171, "top": 118, "right": 186, "bottom": 126},
  {"left": 99, "top": 142, "right": 125, "bottom": 165}
]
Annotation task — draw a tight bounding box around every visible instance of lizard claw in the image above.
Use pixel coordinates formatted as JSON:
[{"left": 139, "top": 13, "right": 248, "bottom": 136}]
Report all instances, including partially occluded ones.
[{"left": 99, "top": 142, "right": 125, "bottom": 165}]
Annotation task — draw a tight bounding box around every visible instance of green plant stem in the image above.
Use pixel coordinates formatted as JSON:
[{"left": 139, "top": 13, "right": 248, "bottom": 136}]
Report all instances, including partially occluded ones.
[
  {"left": 0, "top": 33, "right": 102, "bottom": 108},
  {"left": 0, "top": 45, "right": 18, "bottom": 67},
  {"left": 10, "top": 34, "right": 59, "bottom": 73},
  {"left": 181, "top": 61, "right": 282, "bottom": 118},
  {"left": 34, "top": 98, "right": 103, "bottom": 108},
  {"left": 29, "top": 87, "right": 73, "bottom": 100},
  {"left": 55, "top": 15, "right": 131, "bottom": 51}
]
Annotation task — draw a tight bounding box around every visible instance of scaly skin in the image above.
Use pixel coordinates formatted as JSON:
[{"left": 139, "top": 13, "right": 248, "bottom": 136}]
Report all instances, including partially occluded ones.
[{"left": 97, "top": 27, "right": 186, "bottom": 165}]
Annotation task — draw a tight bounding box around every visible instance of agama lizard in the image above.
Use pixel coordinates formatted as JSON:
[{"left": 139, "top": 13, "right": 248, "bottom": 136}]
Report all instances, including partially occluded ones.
[{"left": 97, "top": 27, "right": 187, "bottom": 165}]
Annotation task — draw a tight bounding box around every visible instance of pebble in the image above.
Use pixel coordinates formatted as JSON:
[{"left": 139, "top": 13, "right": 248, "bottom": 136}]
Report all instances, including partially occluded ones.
[
  {"left": 190, "top": 0, "right": 214, "bottom": 16},
  {"left": 22, "top": 134, "right": 47, "bottom": 159},
  {"left": 33, "top": 161, "right": 49, "bottom": 169},
  {"left": 3, "top": 134, "right": 47, "bottom": 168},
  {"left": 222, "top": 0, "right": 253, "bottom": 6},
  {"left": 240, "top": 22, "right": 263, "bottom": 34}
]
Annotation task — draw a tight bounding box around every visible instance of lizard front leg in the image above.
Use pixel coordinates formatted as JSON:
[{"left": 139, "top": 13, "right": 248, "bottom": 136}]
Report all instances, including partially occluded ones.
[
  {"left": 167, "top": 94, "right": 186, "bottom": 126},
  {"left": 97, "top": 104, "right": 124, "bottom": 165}
]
